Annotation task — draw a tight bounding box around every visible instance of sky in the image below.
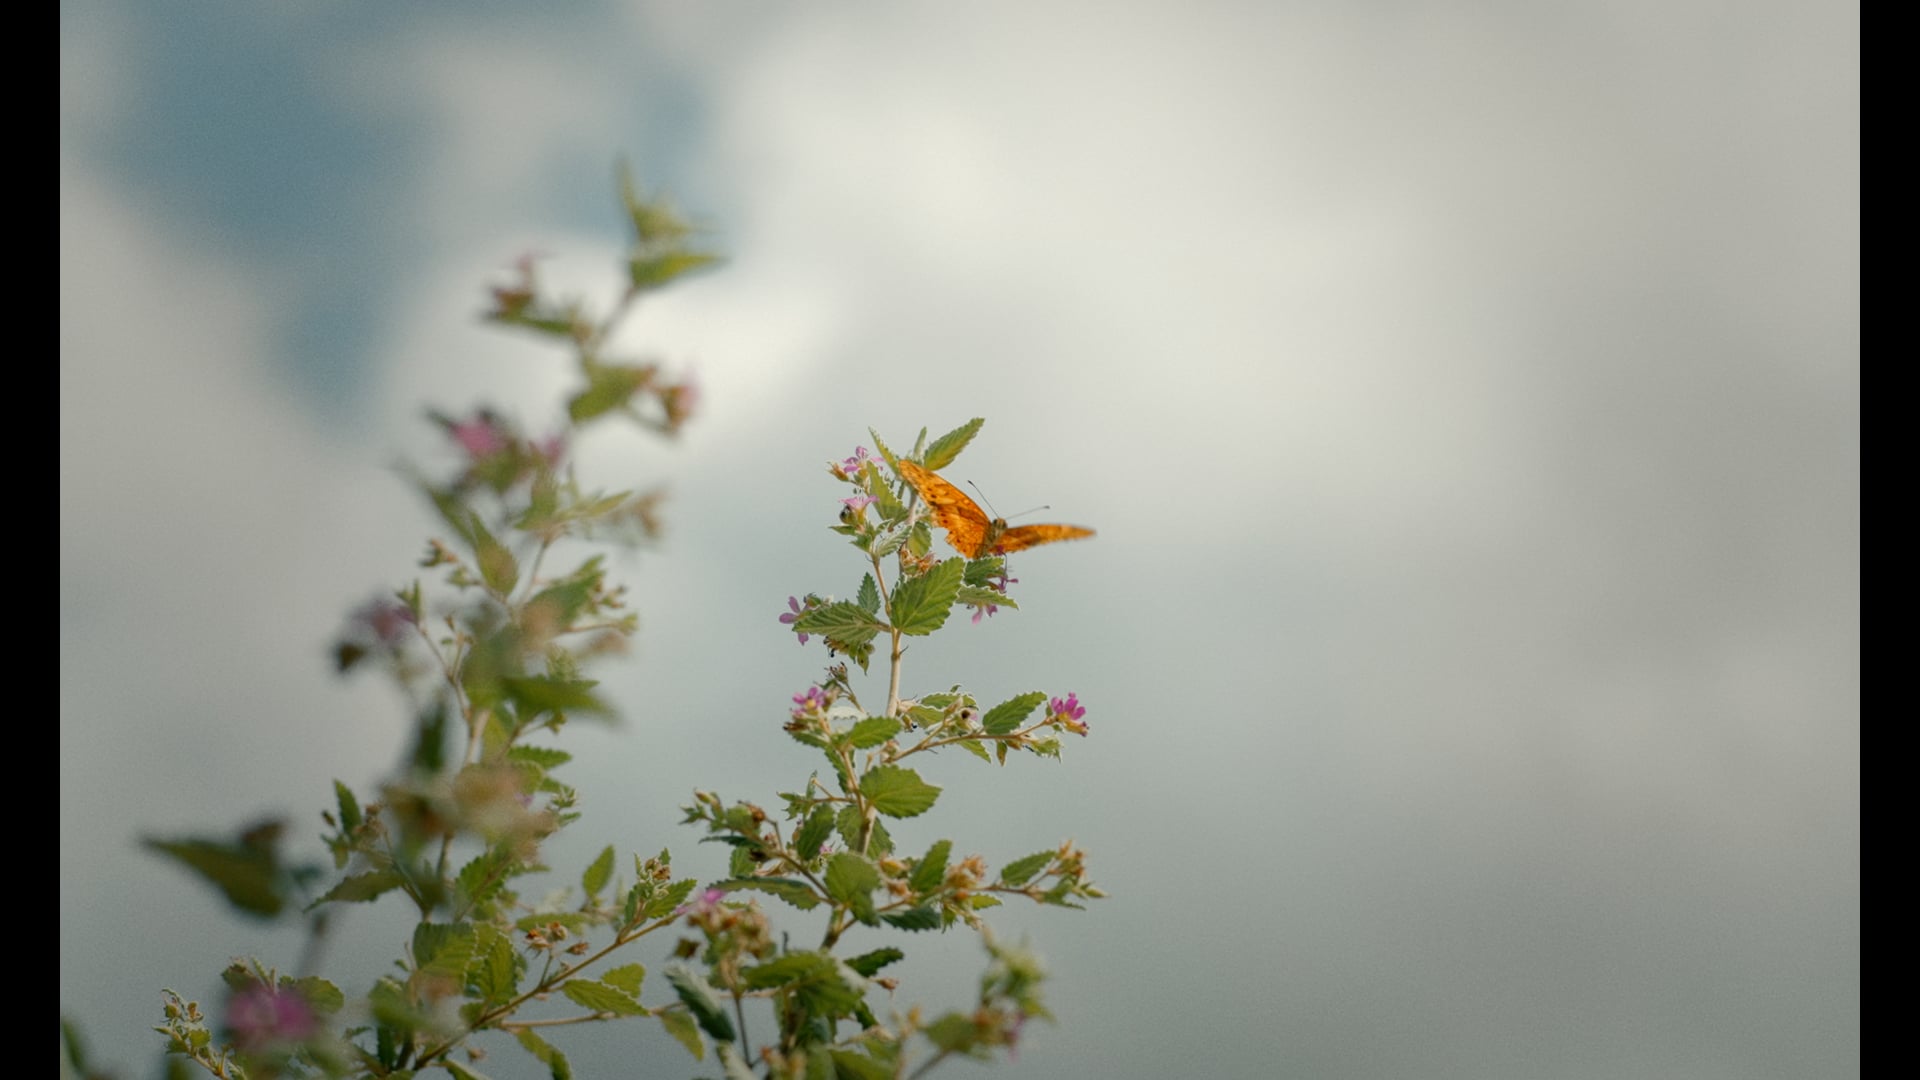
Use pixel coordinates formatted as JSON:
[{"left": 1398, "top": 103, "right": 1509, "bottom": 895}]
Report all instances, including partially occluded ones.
[{"left": 61, "top": 3, "right": 1857, "bottom": 1078}]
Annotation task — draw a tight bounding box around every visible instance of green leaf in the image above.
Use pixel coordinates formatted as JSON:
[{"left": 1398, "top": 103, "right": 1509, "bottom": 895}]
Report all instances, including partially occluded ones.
[
  {"left": 845, "top": 947, "right": 905, "bottom": 977},
  {"left": 923, "top": 1012, "right": 980, "bottom": 1052},
  {"left": 333, "top": 781, "right": 362, "bottom": 834},
  {"left": 742, "top": 951, "right": 832, "bottom": 990},
  {"left": 561, "top": 979, "right": 647, "bottom": 1016},
  {"left": 859, "top": 765, "right": 942, "bottom": 819},
  {"left": 628, "top": 250, "right": 722, "bottom": 292},
  {"left": 444, "top": 1062, "right": 494, "bottom": 1080},
  {"left": 880, "top": 906, "right": 943, "bottom": 931},
  {"left": 602, "top": 963, "right": 646, "bottom": 995},
  {"left": 981, "top": 691, "right": 1047, "bottom": 736},
  {"left": 956, "top": 584, "right": 1017, "bottom": 611},
  {"left": 909, "top": 840, "right": 951, "bottom": 893},
  {"left": 888, "top": 557, "right": 964, "bottom": 635},
  {"left": 502, "top": 675, "right": 609, "bottom": 718},
  {"left": 845, "top": 717, "right": 902, "bottom": 749},
  {"left": 658, "top": 1009, "right": 704, "bottom": 1060},
  {"left": 413, "top": 922, "right": 478, "bottom": 982},
  {"left": 829, "top": 1049, "right": 896, "bottom": 1080},
  {"left": 666, "top": 965, "right": 735, "bottom": 1041},
  {"left": 454, "top": 849, "right": 515, "bottom": 912},
  {"left": 856, "top": 574, "right": 880, "bottom": 614},
  {"left": 471, "top": 926, "right": 521, "bottom": 1004},
  {"left": 514, "top": 1028, "right": 573, "bottom": 1080},
  {"left": 823, "top": 854, "right": 880, "bottom": 921},
  {"left": 795, "top": 806, "right": 837, "bottom": 862},
  {"left": 644, "top": 878, "right": 701, "bottom": 920},
  {"left": 582, "top": 845, "right": 615, "bottom": 897},
  {"left": 997, "top": 851, "right": 1054, "bottom": 887},
  {"left": 312, "top": 869, "right": 405, "bottom": 907},
  {"left": 922, "top": 418, "right": 985, "bottom": 471},
  {"left": 569, "top": 361, "right": 652, "bottom": 423},
  {"left": 143, "top": 823, "right": 287, "bottom": 918},
  {"left": 793, "top": 601, "right": 885, "bottom": 646},
  {"left": 468, "top": 516, "right": 519, "bottom": 595},
  {"left": 717, "top": 876, "right": 821, "bottom": 911},
  {"left": 507, "top": 745, "right": 572, "bottom": 769}
]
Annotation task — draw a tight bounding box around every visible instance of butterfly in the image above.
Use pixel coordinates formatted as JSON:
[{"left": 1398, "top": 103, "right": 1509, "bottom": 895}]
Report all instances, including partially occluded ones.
[{"left": 896, "top": 459, "right": 1095, "bottom": 559}]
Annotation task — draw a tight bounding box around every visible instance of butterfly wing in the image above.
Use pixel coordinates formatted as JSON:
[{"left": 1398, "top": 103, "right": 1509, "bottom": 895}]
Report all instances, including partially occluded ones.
[
  {"left": 996, "top": 523, "right": 1097, "bottom": 553},
  {"left": 897, "top": 459, "right": 992, "bottom": 558}
]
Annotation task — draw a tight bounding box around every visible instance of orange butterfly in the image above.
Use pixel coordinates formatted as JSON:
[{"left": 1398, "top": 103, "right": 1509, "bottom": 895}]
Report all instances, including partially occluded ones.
[{"left": 896, "top": 459, "right": 1095, "bottom": 559}]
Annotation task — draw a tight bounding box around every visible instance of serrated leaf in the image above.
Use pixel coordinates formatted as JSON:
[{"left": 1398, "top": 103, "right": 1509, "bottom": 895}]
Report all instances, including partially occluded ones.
[
  {"left": 845, "top": 717, "right": 902, "bottom": 749},
  {"left": 333, "top": 781, "right": 362, "bottom": 834},
  {"left": 413, "top": 923, "right": 477, "bottom": 982},
  {"left": 561, "top": 979, "right": 647, "bottom": 1016},
  {"left": 644, "top": 878, "right": 700, "bottom": 919},
  {"left": 909, "top": 840, "right": 951, "bottom": 893},
  {"left": 289, "top": 976, "right": 345, "bottom": 1014},
  {"left": 582, "top": 845, "right": 615, "bottom": 897},
  {"left": 143, "top": 827, "right": 286, "bottom": 918},
  {"left": 629, "top": 250, "right": 722, "bottom": 292},
  {"left": 859, "top": 765, "right": 941, "bottom": 819},
  {"left": 601, "top": 963, "right": 646, "bottom": 995},
  {"left": 716, "top": 876, "right": 821, "bottom": 911},
  {"left": 795, "top": 806, "right": 837, "bottom": 862},
  {"left": 955, "top": 584, "right": 1017, "bottom": 611},
  {"left": 501, "top": 676, "right": 609, "bottom": 718},
  {"left": 658, "top": 1009, "right": 704, "bottom": 1060},
  {"left": 508, "top": 745, "right": 572, "bottom": 769},
  {"left": 312, "top": 869, "right": 405, "bottom": 907},
  {"left": 980, "top": 691, "right": 1047, "bottom": 736},
  {"left": 887, "top": 558, "right": 964, "bottom": 635},
  {"left": 469, "top": 518, "right": 520, "bottom": 595},
  {"left": 922, "top": 418, "right": 984, "bottom": 471},
  {"left": 880, "top": 906, "right": 943, "bottom": 931},
  {"left": 569, "top": 362, "right": 651, "bottom": 423},
  {"left": 471, "top": 927, "right": 520, "bottom": 1004},
  {"left": 823, "top": 854, "right": 880, "bottom": 917},
  {"left": 845, "top": 948, "right": 905, "bottom": 977},
  {"left": 455, "top": 849, "right": 514, "bottom": 912},
  {"left": 514, "top": 1028, "right": 573, "bottom": 1080},
  {"left": 742, "top": 951, "right": 833, "bottom": 990},
  {"left": 829, "top": 1049, "right": 896, "bottom": 1080},
  {"left": 666, "top": 965, "right": 735, "bottom": 1041},
  {"left": 958, "top": 739, "right": 992, "bottom": 762},
  {"left": 856, "top": 574, "right": 880, "bottom": 614},
  {"left": 997, "top": 851, "right": 1054, "bottom": 887},
  {"left": 793, "top": 601, "right": 885, "bottom": 646}
]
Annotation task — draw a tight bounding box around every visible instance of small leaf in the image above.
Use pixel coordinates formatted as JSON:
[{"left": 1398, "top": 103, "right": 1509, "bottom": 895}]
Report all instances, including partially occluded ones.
[
  {"left": 845, "top": 947, "right": 905, "bottom": 977},
  {"left": 718, "top": 876, "right": 821, "bottom": 911},
  {"left": 628, "top": 250, "right": 722, "bottom": 292},
  {"left": 880, "top": 906, "right": 943, "bottom": 931},
  {"left": 644, "top": 878, "right": 700, "bottom": 920},
  {"left": 856, "top": 573, "right": 880, "bottom": 614},
  {"left": 793, "top": 601, "right": 885, "bottom": 646},
  {"left": 998, "top": 851, "right": 1055, "bottom": 887},
  {"left": 981, "top": 691, "right": 1048, "bottom": 736},
  {"left": 846, "top": 717, "right": 902, "bottom": 749},
  {"left": 582, "top": 845, "right": 615, "bottom": 897},
  {"left": 666, "top": 965, "right": 735, "bottom": 1042},
  {"left": 860, "top": 765, "right": 942, "bottom": 819},
  {"left": 823, "top": 854, "right": 880, "bottom": 921},
  {"left": 561, "top": 979, "right": 647, "bottom": 1016},
  {"left": 794, "top": 806, "right": 837, "bottom": 862},
  {"left": 829, "top": 1049, "right": 896, "bottom": 1080},
  {"left": 658, "top": 1009, "right": 704, "bottom": 1060},
  {"left": 514, "top": 1028, "right": 573, "bottom": 1080},
  {"left": 333, "top": 781, "right": 362, "bottom": 834},
  {"left": 602, "top": 963, "right": 646, "bottom": 995},
  {"left": 909, "top": 840, "right": 951, "bottom": 893},
  {"left": 501, "top": 676, "right": 609, "bottom": 718},
  {"left": 469, "top": 517, "right": 520, "bottom": 595},
  {"left": 312, "top": 869, "right": 405, "bottom": 907},
  {"left": 888, "top": 558, "right": 964, "bottom": 636},
  {"left": 143, "top": 824, "right": 287, "bottom": 918},
  {"left": 922, "top": 418, "right": 985, "bottom": 471}
]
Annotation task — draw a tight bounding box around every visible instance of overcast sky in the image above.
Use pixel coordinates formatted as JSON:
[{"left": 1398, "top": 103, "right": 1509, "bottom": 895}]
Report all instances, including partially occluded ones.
[{"left": 62, "top": 3, "right": 1856, "bottom": 1078}]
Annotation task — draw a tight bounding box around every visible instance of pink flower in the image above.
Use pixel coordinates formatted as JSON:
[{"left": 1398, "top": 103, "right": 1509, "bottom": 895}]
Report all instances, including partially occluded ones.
[
  {"left": 675, "top": 886, "right": 730, "bottom": 916},
  {"left": 1048, "top": 693, "right": 1089, "bottom": 737},
  {"left": 791, "top": 686, "right": 830, "bottom": 720},
  {"left": 225, "top": 983, "right": 317, "bottom": 1053},
  {"left": 450, "top": 411, "right": 510, "bottom": 458},
  {"left": 354, "top": 597, "right": 416, "bottom": 647},
  {"left": 778, "top": 596, "right": 812, "bottom": 645},
  {"left": 829, "top": 446, "right": 875, "bottom": 481},
  {"left": 841, "top": 494, "right": 876, "bottom": 512}
]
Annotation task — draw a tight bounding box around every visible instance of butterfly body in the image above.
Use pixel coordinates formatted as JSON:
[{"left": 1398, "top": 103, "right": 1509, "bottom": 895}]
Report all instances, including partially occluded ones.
[{"left": 897, "top": 459, "right": 1095, "bottom": 559}]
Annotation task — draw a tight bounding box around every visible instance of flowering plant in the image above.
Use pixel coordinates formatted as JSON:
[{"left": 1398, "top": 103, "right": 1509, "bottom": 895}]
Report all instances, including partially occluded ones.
[{"left": 73, "top": 167, "right": 1099, "bottom": 1080}]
